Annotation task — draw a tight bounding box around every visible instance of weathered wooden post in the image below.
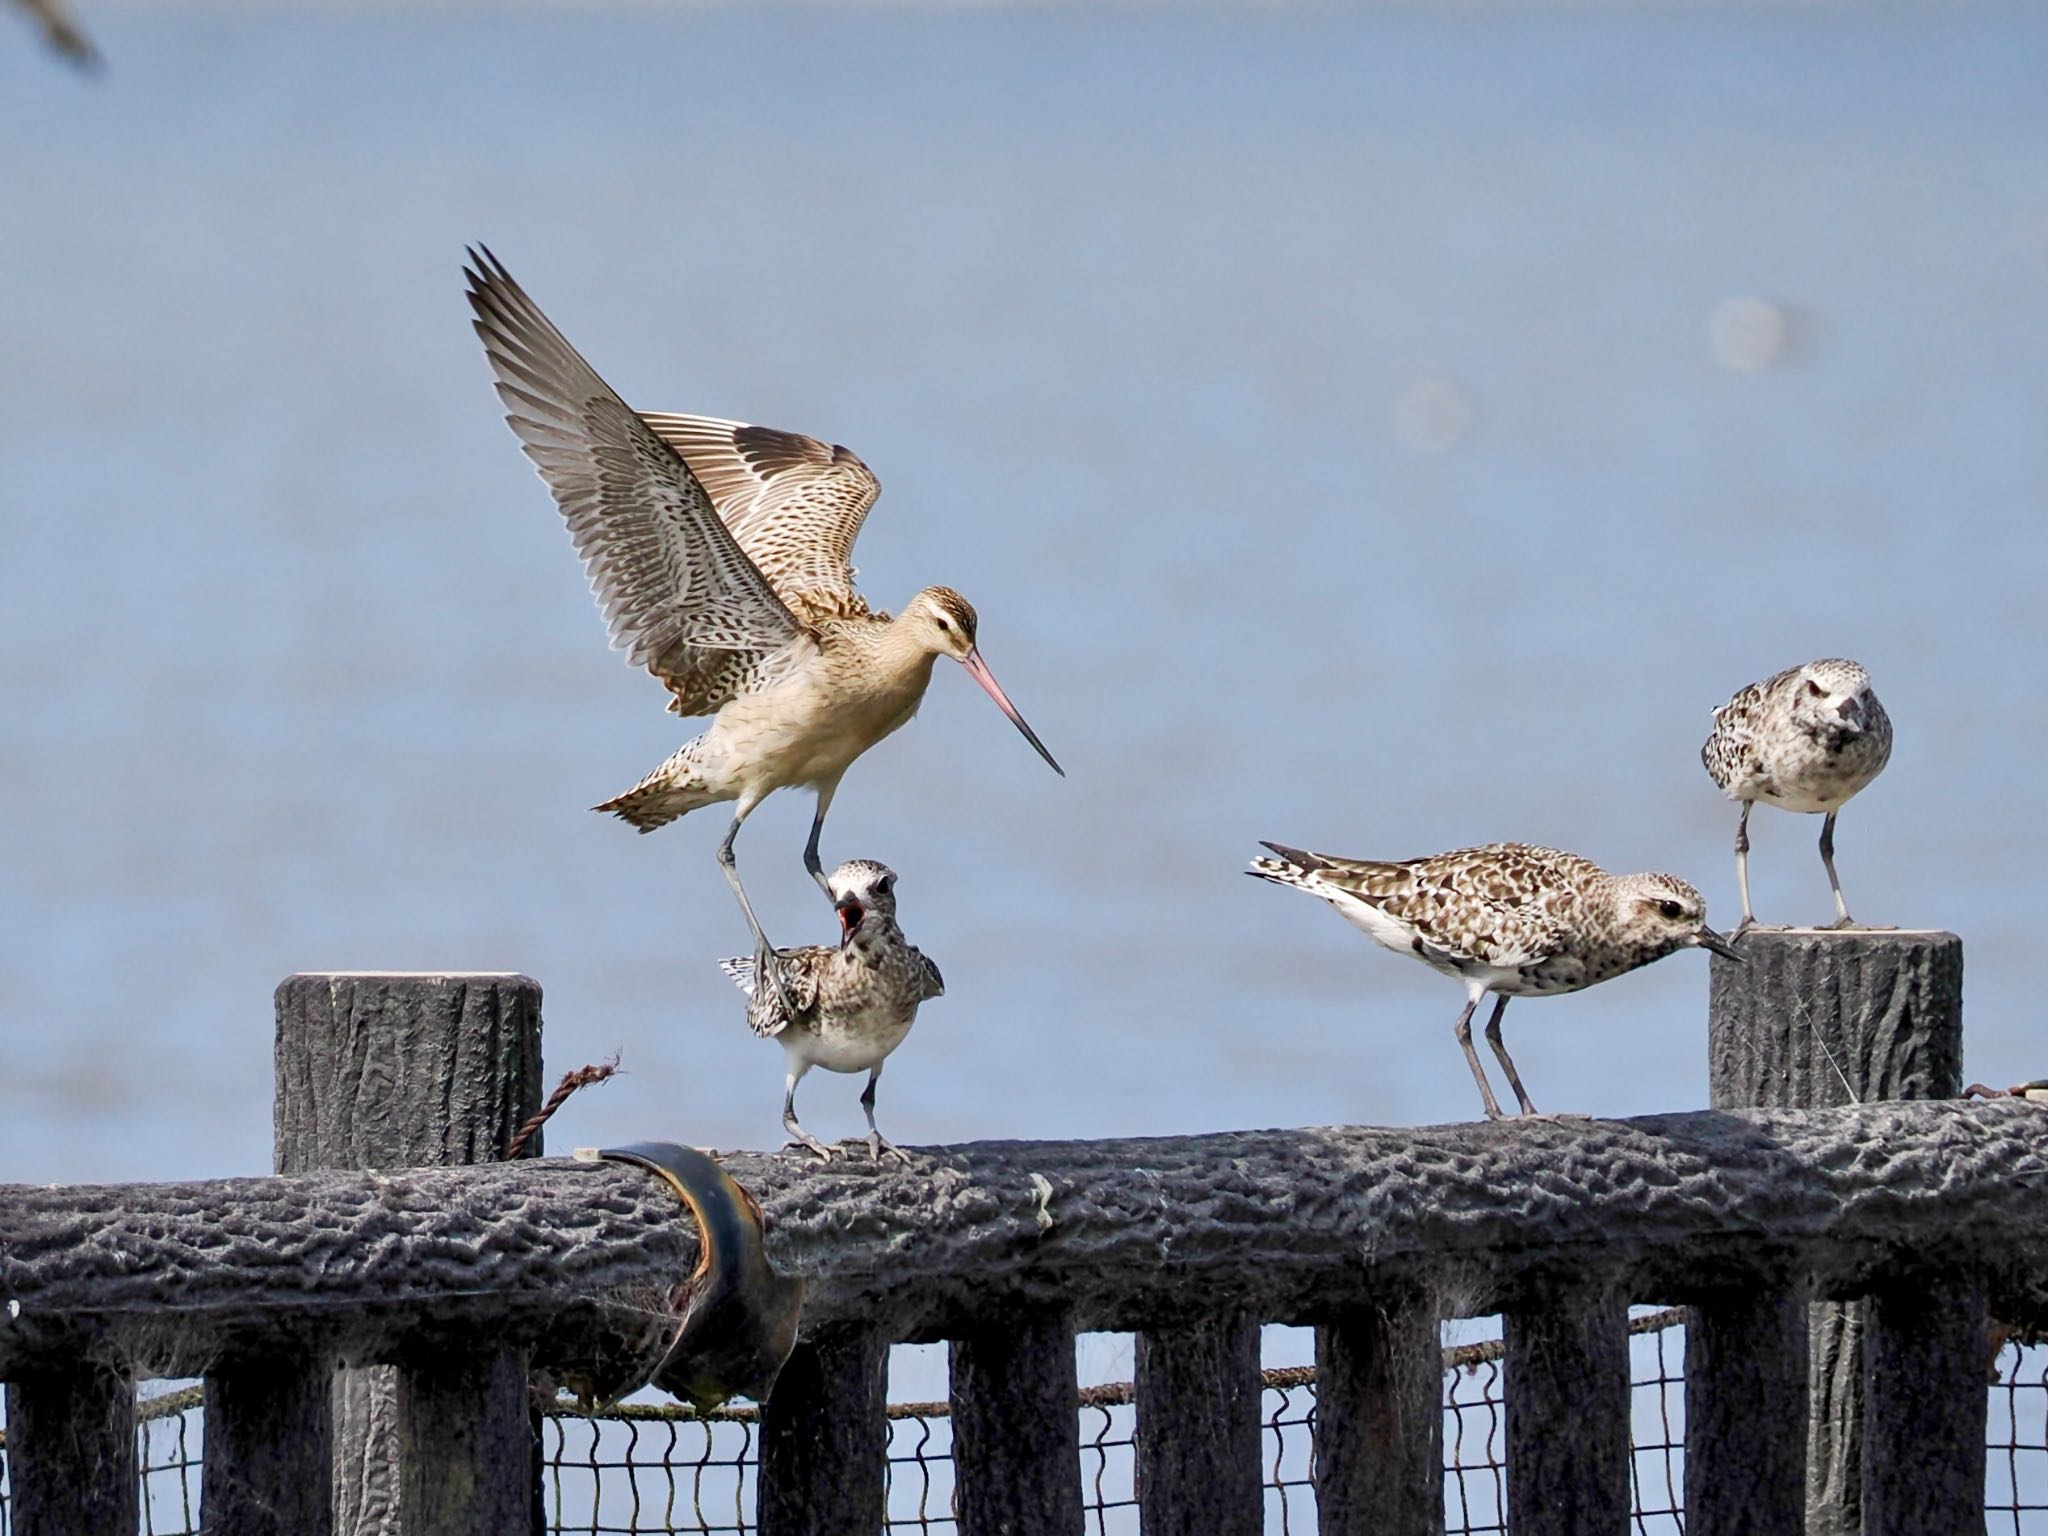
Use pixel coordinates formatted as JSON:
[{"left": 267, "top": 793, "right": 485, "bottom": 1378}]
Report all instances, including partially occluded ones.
[
  {"left": 1313, "top": 1290, "right": 1443, "bottom": 1536},
  {"left": 1707, "top": 930, "right": 1965, "bottom": 1536},
  {"left": 757, "top": 1325, "right": 890, "bottom": 1536},
  {"left": 1133, "top": 1312, "right": 1264, "bottom": 1535},
  {"left": 2, "top": 1361, "right": 137, "bottom": 1536},
  {"left": 1504, "top": 1287, "right": 1631, "bottom": 1536},
  {"left": 949, "top": 1308, "right": 1084, "bottom": 1535},
  {"left": 261, "top": 972, "right": 545, "bottom": 1536}
]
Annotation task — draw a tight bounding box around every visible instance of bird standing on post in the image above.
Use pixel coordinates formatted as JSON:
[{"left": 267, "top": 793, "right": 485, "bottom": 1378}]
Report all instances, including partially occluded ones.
[
  {"left": 1249, "top": 841, "right": 1740, "bottom": 1120},
  {"left": 464, "top": 250, "right": 1062, "bottom": 991},
  {"left": 1700, "top": 659, "right": 1891, "bottom": 932},
  {"left": 719, "top": 860, "right": 943, "bottom": 1163}
]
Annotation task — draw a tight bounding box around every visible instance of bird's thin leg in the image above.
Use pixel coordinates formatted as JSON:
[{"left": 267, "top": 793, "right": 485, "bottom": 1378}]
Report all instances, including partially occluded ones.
[
  {"left": 860, "top": 1066, "right": 907, "bottom": 1165},
  {"left": 781, "top": 1069, "right": 838, "bottom": 1162},
  {"left": 1733, "top": 801, "right": 1758, "bottom": 935},
  {"left": 1819, "top": 811, "right": 1856, "bottom": 928},
  {"left": 1481, "top": 997, "right": 1541, "bottom": 1117},
  {"left": 1454, "top": 989, "right": 1507, "bottom": 1122},
  {"left": 717, "top": 799, "right": 797, "bottom": 1015},
  {"left": 803, "top": 778, "right": 842, "bottom": 901}
]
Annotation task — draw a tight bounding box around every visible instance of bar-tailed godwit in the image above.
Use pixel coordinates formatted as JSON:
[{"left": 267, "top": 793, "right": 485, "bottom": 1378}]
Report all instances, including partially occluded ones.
[
  {"left": 719, "top": 859, "right": 943, "bottom": 1163},
  {"left": 465, "top": 250, "right": 1060, "bottom": 983},
  {"left": 1249, "top": 841, "right": 1739, "bottom": 1120},
  {"left": 1701, "top": 659, "right": 1891, "bottom": 931}
]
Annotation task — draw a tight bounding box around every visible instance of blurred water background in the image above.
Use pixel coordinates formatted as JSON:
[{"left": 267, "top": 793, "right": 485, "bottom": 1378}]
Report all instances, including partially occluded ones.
[{"left": 3, "top": 2, "right": 2046, "bottom": 1209}]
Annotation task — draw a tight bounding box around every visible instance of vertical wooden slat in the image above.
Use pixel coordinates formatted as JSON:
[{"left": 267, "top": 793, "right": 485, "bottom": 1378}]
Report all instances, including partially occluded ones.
[
  {"left": 1684, "top": 1288, "right": 1807, "bottom": 1536},
  {"left": 273, "top": 971, "right": 544, "bottom": 1536},
  {"left": 1314, "top": 1297, "right": 1443, "bottom": 1536},
  {"left": 758, "top": 1326, "right": 889, "bottom": 1536},
  {"left": 397, "top": 1344, "right": 535, "bottom": 1536},
  {"left": 1862, "top": 1279, "right": 1988, "bottom": 1536},
  {"left": 3, "top": 1361, "right": 137, "bottom": 1536},
  {"left": 203, "top": 1357, "right": 337, "bottom": 1536},
  {"left": 950, "top": 1310, "right": 1082, "bottom": 1535},
  {"left": 1708, "top": 929, "right": 1963, "bottom": 1536},
  {"left": 1504, "top": 1292, "right": 1629, "bottom": 1536},
  {"left": 1134, "top": 1312, "right": 1262, "bottom": 1536}
]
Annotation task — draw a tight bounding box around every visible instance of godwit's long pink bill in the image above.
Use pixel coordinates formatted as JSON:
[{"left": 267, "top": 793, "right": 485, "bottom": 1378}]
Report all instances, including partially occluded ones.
[{"left": 961, "top": 649, "right": 1062, "bottom": 775}]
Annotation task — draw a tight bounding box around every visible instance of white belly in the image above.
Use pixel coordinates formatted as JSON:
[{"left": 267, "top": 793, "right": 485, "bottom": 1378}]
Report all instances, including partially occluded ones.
[{"left": 784, "top": 1006, "right": 917, "bottom": 1075}]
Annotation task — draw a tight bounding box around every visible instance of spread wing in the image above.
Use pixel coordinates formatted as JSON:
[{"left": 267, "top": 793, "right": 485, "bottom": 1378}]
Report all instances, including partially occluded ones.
[
  {"left": 638, "top": 412, "right": 880, "bottom": 624},
  {"left": 465, "top": 249, "right": 808, "bottom": 717}
]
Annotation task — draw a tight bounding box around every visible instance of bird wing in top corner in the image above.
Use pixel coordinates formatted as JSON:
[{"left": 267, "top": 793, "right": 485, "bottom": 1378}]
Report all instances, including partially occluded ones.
[
  {"left": 639, "top": 412, "right": 881, "bottom": 625},
  {"left": 13, "top": 0, "right": 98, "bottom": 67},
  {"left": 464, "top": 249, "right": 808, "bottom": 717}
]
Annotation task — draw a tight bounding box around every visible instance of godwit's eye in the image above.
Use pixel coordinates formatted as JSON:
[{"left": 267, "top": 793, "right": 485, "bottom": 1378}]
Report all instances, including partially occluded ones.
[
  {"left": 1805, "top": 679, "right": 1825, "bottom": 698},
  {"left": 1657, "top": 900, "right": 1683, "bottom": 920}
]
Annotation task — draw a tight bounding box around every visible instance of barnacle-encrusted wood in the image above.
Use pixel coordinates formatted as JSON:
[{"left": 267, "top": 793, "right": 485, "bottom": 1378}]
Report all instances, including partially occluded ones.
[{"left": 2, "top": 1100, "right": 2045, "bottom": 1380}]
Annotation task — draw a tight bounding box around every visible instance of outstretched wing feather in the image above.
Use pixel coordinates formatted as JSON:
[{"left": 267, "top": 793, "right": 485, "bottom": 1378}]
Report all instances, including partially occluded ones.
[
  {"left": 639, "top": 411, "right": 881, "bottom": 615},
  {"left": 465, "top": 250, "right": 805, "bottom": 715}
]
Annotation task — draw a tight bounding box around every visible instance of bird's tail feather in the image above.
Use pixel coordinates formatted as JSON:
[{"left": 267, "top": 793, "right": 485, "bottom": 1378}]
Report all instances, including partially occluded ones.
[
  {"left": 594, "top": 743, "right": 719, "bottom": 833},
  {"left": 717, "top": 956, "right": 756, "bottom": 997}
]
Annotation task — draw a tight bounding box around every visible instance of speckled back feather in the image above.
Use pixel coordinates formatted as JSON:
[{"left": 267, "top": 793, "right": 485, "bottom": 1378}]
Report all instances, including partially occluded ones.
[{"left": 640, "top": 413, "right": 881, "bottom": 629}]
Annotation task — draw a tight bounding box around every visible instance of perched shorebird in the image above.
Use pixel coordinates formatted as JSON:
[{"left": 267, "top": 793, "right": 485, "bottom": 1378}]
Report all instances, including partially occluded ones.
[
  {"left": 1701, "top": 659, "right": 1891, "bottom": 931},
  {"left": 464, "top": 250, "right": 1061, "bottom": 992},
  {"left": 719, "top": 860, "right": 944, "bottom": 1163},
  {"left": 1249, "top": 841, "right": 1739, "bottom": 1120}
]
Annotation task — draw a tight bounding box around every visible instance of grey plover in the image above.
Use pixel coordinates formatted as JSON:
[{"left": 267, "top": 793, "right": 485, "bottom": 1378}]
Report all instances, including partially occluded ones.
[
  {"left": 465, "top": 250, "right": 1059, "bottom": 1008},
  {"left": 1701, "top": 659, "right": 1892, "bottom": 931},
  {"left": 1249, "top": 841, "right": 1739, "bottom": 1120},
  {"left": 719, "top": 860, "right": 944, "bottom": 1163}
]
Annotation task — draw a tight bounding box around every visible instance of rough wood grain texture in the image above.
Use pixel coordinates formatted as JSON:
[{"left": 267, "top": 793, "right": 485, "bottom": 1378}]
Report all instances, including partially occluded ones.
[
  {"left": 398, "top": 1344, "right": 536, "bottom": 1536},
  {"left": 1862, "top": 1279, "right": 1988, "bottom": 1536},
  {"left": 1683, "top": 1288, "right": 1807, "bottom": 1536},
  {"left": 3, "top": 1362, "right": 138, "bottom": 1536},
  {"left": 1707, "top": 930, "right": 1962, "bottom": 1536},
  {"left": 757, "top": 1326, "right": 887, "bottom": 1536},
  {"left": 950, "top": 1310, "right": 1082, "bottom": 1536},
  {"left": 203, "top": 1357, "right": 337, "bottom": 1536},
  {"left": 275, "top": 972, "right": 544, "bottom": 1536},
  {"left": 1313, "top": 1295, "right": 1443, "bottom": 1536},
  {"left": 1505, "top": 1292, "right": 1629, "bottom": 1536},
  {"left": 1134, "top": 1313, "right": 1262, "bottom": 1535},
  {"left": 6, "top": 1102, "right": 2048, "bottom": 1375},
  {"left": 1707, "top": 931, "right": 1962, "bottom": 1108},
  {"left": 274, "top": 972, "right": 545, "bottom": 1172}
]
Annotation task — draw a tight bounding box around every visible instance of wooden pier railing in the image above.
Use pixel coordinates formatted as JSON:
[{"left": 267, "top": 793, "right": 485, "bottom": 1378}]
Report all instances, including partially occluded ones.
[{"left": 0, "top": 930, "right": 2035, "bottom": 1536}]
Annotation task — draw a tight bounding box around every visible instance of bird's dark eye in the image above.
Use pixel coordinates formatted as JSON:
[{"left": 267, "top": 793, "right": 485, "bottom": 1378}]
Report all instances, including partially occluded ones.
[
  {"left": 1657, "top": 900, "right": 1683, "bottom": 920},
  {"left": 1805, "top": 679, "right": 1825, "bottom": 698}
]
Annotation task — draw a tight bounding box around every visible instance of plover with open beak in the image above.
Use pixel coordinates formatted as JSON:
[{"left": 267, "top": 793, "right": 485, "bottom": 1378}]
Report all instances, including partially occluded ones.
[
  {"left": 720, "top": 859, "right": 944, "bottom": 1164},
  {"left": 1249, "top": 841, "right": 1739, "bottom": 1120},
  {"left": 465, "top": 250, "right": 1060, "bottom": 1008},
  {"left": 1701, "top": 659, "right": 1891, "bottom": 932}
]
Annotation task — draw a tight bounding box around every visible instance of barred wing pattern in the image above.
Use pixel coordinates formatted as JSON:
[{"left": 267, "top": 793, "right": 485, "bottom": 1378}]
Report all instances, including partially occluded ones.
[
  {"left": 465, "top": 249, "right": 807, "bottom": 717},
  {"left": 638, "top": 412, "right": 881, "bottom": 624},
  {"left": 718, "top": 950, "right": 823, "bottom": 1038}
]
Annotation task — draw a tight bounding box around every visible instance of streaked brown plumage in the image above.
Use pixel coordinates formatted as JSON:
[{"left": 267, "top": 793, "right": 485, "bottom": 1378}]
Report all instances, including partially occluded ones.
[
  {"left": 719, "top": 860, "right": 943, "bottom": 1163},
  {"left": 1249, "top": 841, "right": 1738, "bottom": 1120},
  {"left": 464, "top": 248, "right": 1060, "bottom": 988}
]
